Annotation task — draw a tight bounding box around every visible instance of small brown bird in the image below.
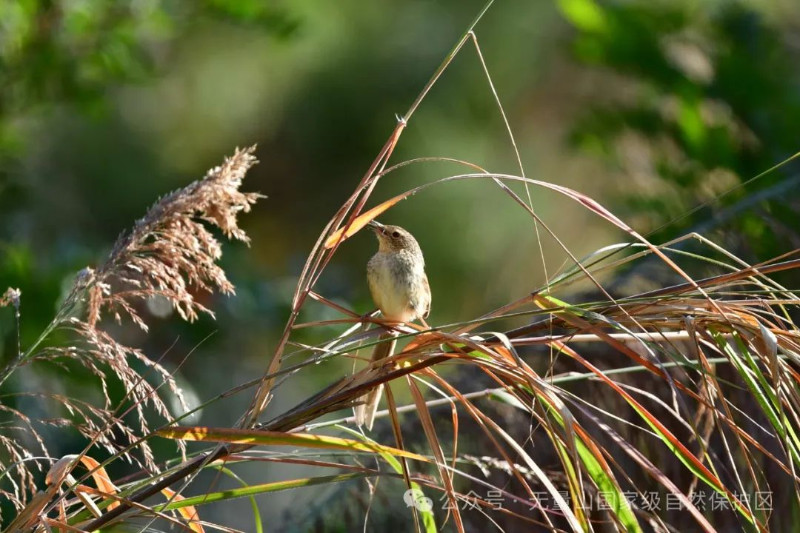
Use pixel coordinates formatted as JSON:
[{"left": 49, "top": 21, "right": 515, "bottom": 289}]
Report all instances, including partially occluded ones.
[{"left": 354, "top": 220, "right": 431, "bottom": 429}]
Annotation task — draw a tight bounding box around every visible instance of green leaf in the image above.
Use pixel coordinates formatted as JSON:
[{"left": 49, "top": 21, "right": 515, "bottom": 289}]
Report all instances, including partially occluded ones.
[
  {"left": 499, "top": 390, "right": 641, "bottom": 532},
  {"left": 157, "top": 426, "right": 428, "bottom": 463},
  {"left": 158, "top": 473, "right": 371, "bottom": 511},
  {"left": 211, "top": 466, "right": 264, "bottom": 533},
  {"left": 339, "top": 426, "right": 437, "bottom": 533},
  {"left": 558, "top": 0, "right": 609, "bottom": 33}
]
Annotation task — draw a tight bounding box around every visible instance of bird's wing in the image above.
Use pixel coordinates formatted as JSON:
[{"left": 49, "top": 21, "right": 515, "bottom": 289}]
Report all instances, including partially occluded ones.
[
  {"left": 421, "top": 273, "right": 431, "bottom": 319},
  {"left": 366, "top": 261, "right": 385, "bottom": 314}
]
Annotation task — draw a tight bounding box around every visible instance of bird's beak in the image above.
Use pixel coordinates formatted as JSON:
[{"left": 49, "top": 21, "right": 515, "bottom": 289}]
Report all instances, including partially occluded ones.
[{"left": 367, "top": 220, "right": 386, "bottom": 235}]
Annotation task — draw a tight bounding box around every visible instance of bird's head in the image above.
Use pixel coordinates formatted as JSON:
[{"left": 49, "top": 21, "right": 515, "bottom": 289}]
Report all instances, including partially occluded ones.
[{"left": 368, "top": 220, "right": 422, "bottom": 255}]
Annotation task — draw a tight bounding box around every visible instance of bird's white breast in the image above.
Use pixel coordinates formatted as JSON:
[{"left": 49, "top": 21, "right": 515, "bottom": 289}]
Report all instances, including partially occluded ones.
[{"left": 367, "top": 251, "right": 428, "bottom": 322}]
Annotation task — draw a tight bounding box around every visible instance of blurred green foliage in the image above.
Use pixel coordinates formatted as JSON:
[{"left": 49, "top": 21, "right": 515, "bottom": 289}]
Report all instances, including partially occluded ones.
[
  {"left": 0, "top": 0, "right": 297, "bottom": 112},
  {"left": 560, "top": 0, "right": 800, "bottom": 260},
  {"left": 0, "top": 0, "right": 298, "bottom": 353}
]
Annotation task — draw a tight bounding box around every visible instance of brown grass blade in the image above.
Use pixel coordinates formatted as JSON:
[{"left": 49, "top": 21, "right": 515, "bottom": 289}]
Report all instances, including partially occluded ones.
[
  {"left": 323, "top": 193, "right": 409, "bottom": 249},
  {"left": 162, "top": 487, "right": 204, "bottom": 532},
  {"left": 408, "top": 375, "right": 464, "bottom": 531}
]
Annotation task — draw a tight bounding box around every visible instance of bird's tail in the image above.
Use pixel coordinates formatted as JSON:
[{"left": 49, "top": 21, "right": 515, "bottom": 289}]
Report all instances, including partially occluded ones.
[{"left": 354, "top": 330, "right": 398, "bottom": 430}]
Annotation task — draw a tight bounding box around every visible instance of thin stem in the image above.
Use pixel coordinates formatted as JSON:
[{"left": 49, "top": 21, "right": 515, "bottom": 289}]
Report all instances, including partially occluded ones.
[{"left": 301, "top": 355, "right": 754, "bottom": 432}]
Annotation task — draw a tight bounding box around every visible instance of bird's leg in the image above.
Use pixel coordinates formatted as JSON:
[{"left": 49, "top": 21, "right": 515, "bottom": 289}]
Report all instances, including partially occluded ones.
[{"left": 354, "top": 327, "right": 399, "bottom": 430}]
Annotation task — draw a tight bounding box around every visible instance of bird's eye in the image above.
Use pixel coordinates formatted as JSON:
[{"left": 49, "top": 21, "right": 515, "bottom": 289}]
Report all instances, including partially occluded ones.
[{"left": 392, "top": 231, "right": 400, "bottom": 238}]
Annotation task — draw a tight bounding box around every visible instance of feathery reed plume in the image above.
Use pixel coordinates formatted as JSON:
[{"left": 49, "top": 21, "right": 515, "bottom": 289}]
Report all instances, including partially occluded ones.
[
  {"left": 0, "top": 288, "right": 21, "bottom": 309},
  {"left": 88, "top": 145, "right": 262, "bottom": 327},
  {"left": 0, "top": 147, "right": 261, "bottom": 512}
]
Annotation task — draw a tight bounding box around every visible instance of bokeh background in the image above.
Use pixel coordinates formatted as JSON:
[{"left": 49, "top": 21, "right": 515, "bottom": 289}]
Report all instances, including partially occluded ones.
[{"left": 3, "top": 0, "right": 800, "bottom": 529}]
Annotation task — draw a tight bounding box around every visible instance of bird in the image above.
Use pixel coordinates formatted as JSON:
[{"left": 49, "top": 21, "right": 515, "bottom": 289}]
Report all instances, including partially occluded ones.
[{"left": 354, "top": 220, "right": 431, "bottom": 429}]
